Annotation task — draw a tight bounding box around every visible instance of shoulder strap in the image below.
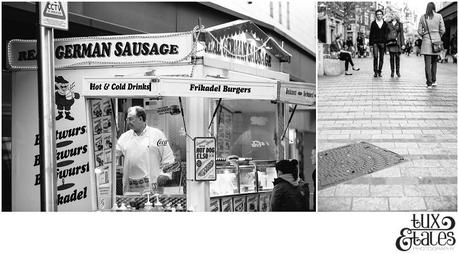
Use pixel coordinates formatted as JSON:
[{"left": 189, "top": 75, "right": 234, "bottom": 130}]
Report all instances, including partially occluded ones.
[{"left": 424, "top": 14, "right": 433, "bottom": 43}]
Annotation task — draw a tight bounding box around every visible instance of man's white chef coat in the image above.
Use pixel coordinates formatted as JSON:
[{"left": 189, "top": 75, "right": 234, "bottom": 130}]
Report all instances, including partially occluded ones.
[{"left": 116, "top": 126, "right": 175, "bottom": 184}]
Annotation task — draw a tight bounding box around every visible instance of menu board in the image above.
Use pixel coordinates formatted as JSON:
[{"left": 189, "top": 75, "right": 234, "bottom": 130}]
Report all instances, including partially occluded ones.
[
  {"left": 246, "top": 194, "right": 259, "bottom": 212},
  {"left": 210, "top": 198, "right": 221, "bottom": 212},
  {"left": 217, "top": 107, "right": 232, "bottom": 157},
  {"left": 221, "top": 197, "right": 233, "bottom": 212},
  {"left": 233, "top": 196, "right": 246, "bottom": 212},
  {"left": 259, "top": 193, "right": 271, "bottom": 212},
  {"left": 194, "top": 137, "right": 216, "bottom": 181},
  {"left": 90, "top": 98, "right": 115, "bottom": 210}
]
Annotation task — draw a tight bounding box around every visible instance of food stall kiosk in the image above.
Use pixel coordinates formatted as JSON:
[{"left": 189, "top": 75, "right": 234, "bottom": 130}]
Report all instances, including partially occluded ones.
[{"left": 9, "top": 20, "right": 315, "bottom": 212}]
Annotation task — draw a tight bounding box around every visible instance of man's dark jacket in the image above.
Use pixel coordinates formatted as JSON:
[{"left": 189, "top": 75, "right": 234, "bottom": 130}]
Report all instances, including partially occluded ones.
[{"left": 369, "top": 20, "right": 389, "bottom": 45}]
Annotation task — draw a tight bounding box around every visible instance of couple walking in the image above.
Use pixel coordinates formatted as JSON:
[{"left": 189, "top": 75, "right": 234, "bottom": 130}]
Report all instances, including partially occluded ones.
[
  {"left": 369, "top": 9, "right": 404, "bottom": 78},
  {"left": 370, "top": 3, "right": 445, "bottom": 88}
]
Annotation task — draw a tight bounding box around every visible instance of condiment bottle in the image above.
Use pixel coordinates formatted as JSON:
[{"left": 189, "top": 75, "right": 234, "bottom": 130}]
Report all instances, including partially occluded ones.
[
  {"left": 164, "top": 203, "right": 172, "bottom": 212},
  {"left": 144, "top": 193, "right": 153, "bottom": 212},
  {"left": 175, "top": 203, "right": 184, "bottom": 212},
  {"left": 118, "top": 203, "right": 128, "bottom": 212},
  {"left": 153, "top": 193, "right": 163, "bottom": 212}
]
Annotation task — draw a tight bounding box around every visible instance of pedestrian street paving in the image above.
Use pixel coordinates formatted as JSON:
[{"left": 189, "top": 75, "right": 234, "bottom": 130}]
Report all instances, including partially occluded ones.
[{"left": 317, "top": 54, "right": 457, "bottom": 211}]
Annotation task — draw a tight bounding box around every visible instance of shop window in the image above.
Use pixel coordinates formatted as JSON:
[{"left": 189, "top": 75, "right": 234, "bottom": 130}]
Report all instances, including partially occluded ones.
[
  {"left": 279, "top": 1, "right": 283, "bottom": 25},
  {"left": 270, "top": 1, "right": 274, "bottom": 18},
  {"left": 215, "top": 100, "right": 277, "bottom": 161},
  {"left": 287, "top": 1, "right": 290, "bottom": 30},
  {"left": 210, "top": 98, "right": 278, "bottom": 198}
]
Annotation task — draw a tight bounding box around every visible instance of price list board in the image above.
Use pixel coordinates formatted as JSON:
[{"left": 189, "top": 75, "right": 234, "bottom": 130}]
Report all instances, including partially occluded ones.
[{"left": 90, "top": 98, "right": 116, "bottom": 209}]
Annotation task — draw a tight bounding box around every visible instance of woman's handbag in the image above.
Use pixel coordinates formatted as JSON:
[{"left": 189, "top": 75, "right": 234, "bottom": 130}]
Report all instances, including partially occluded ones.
[
  {"left": 386, "top": 39, "right": 397, "bottom": 46},
  {"left": 424, "top": 15, "right": 444, "bottom": 53},
  {"left": 432, "top": 41, "right": 444, "bottom": 53}
]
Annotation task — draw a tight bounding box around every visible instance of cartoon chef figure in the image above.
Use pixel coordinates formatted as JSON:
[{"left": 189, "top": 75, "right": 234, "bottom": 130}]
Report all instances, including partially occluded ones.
[{"left": 55, "top": 76, "right": 80, "bottom": 121}]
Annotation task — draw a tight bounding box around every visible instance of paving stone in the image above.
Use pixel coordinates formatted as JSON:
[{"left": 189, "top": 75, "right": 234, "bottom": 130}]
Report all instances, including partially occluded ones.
[
  {"left": 334, "top": 184, "right": 370, "bottom": 197},
  {"left": 370, "top": 185, "right": 404, "bottom": 197},
  {"left": 352, "top": 198, "right": 389, "bottom": 211},
  {"left": 431, "top": 167, "right": 457, "bottom": 177},
  {"left": 318, "top": 197, "right": 352, "bottom": 212},
  {"left": 369, "top": 167, "right": 402, "bottom": 177},
  {"left": 412, "top": 160, "right": 441, "bottom": 167},
  {"left": 435, "top": 184, "right": 457, "bottom": 196},
  {"left": 424, "top": 196, "right": 457, "bottom": 211},
  {"left": 318, "top": 186, "right": 336, "bottom": 197},
  {"left": 389, "top": 197, "right": 427, "bottom": 211},
  {"left": 404, "top": 185, "right": 439, "bottom": 197}
]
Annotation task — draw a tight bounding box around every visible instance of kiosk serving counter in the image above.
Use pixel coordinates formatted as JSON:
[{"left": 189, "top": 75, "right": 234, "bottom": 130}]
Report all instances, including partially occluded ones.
[
  {"left": 83, "top": 75, "right": 313, "bottom": 212},
  {"left": 8, "top": 20, "right": 315, "bottom": 211}
]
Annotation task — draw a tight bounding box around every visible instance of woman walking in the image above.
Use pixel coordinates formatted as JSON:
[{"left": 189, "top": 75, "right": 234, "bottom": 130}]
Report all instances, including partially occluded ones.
[
  {"left": 418, "top": 2, "right": 445, "bottom": 88},
  {"left": 386, "top": 12, "right": 404, "bottom": 78}
]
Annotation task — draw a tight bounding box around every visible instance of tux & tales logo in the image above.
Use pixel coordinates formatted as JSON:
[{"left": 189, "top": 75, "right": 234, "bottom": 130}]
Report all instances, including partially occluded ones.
[{"left": 395, "top": 214, "right": 456, "bottom": 251}]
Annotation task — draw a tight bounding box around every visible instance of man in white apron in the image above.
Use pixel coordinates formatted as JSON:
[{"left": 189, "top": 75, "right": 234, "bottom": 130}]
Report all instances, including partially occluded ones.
[{"left": 116, "top": 106, "right": 175, "bottom": 194}]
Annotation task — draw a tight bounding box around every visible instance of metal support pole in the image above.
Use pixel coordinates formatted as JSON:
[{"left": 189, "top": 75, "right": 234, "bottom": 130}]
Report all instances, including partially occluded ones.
[
  {"left": 37, "top": 14, "right": 57, "bottom": 211},
  {"left": 276, "top": 102, "right": 285, "bottom": 160},
  {"left": 185, "top": 96, "right": 210, "bottom": 212}
]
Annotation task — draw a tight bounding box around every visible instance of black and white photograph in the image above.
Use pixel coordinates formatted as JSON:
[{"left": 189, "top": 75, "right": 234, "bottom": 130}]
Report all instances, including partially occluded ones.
[
  {"left": 317, "top": 1, "right": 457, "bottom": 212},
  {"left": 2, "top": 1, "right": 316, "bottom": 213},
  {"left": 1, "top": 1, "right": 458, "bottom": 254}
]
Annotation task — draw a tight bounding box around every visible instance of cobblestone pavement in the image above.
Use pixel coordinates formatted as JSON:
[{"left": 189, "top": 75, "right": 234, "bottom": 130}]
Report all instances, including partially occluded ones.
[{"left": 317, "top": 54, "right": 457, "bottom": 212}]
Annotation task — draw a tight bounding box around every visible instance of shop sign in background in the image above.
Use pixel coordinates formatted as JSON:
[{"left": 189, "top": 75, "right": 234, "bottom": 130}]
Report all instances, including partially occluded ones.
[
  {"left": 194, "top": 137, "right": 216, "bottom": 181},
  {"left": 279, "top": 82, "right": 316, "bottom": 106}
]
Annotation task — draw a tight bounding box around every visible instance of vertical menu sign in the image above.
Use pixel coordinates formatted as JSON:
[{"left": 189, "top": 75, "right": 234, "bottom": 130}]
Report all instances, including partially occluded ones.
[
  {"left": 194, "top": 137, "right": 216, "bottom": 181},
  {"left": 39, "top": 1, "right": 68, "bottom": 30},
  {"left": 90, "top": 98, "right": 115, "bottom": 210}
]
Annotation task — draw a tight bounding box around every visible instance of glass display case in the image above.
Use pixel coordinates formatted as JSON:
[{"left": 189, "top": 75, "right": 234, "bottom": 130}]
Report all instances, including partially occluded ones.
[
  {"left": 210, "top": 159, "right": 238, "bottom": 196},
  {"left": 253, "top": 160, "right": 277, "bottom": 192},
  {"left": 210, "top": 157, "right": 275, "bottom": 198},
  {"left": 238, "top": 161, "right": 256, "bottom": 194}
]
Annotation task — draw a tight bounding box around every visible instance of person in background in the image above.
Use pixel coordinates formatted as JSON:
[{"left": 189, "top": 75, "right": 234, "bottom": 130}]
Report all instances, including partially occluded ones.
[
  {"left": 418, "top": 2, "right": 445, "bottom": 88},
  {"left": 370, "top": 9, "right": 389, "bottom": 77},
  {"left": 439, "top": 33, "right": 450, "bottom": 63},
  {"left": 450, "top": 33, "right": 457, "bottom": 63},
  {"left": 415, "top": 36, "right": 423, "bottom": 56},
  {"left": 346, "top": 36, "right": 355, "bottom": 58},
  {"left": 330, "top": 34, "right": 360, "bottom": 75},
  {"left": 405, "top": 39, "right": 413, "bottom": 56},
  {"left": 270, "top": 160, "right": 308, "bottom": 211},
  {"left": 311, "top": 147, "right": 316, "bottom": 211},
  {"left": 386, "top": 12, "right": 404, "bottom": 78},
  {"left": 357, "top": 33, "right": 365, "bottom": 58},
  {"left": 116, "top": 106, "right": 175, "bottom": 194}
]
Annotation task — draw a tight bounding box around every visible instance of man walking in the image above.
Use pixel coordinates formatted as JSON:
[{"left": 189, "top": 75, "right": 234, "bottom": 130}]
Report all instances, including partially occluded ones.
[{"left": 369, "top": 9, "right": 388, "bottom": 77}]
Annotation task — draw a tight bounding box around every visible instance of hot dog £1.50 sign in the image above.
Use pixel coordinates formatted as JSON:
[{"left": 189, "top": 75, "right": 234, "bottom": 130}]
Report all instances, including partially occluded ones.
[{"left": 194, "top": 137, "right": 216, "bottom": 181}]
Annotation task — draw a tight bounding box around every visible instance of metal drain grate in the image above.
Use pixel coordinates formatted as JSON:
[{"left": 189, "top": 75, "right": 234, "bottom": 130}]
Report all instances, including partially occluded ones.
[{"left": 318, "top": 142, "right": 405, "bottom": 190}]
